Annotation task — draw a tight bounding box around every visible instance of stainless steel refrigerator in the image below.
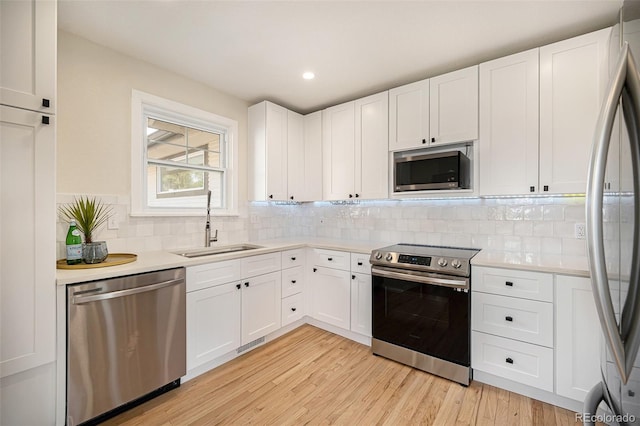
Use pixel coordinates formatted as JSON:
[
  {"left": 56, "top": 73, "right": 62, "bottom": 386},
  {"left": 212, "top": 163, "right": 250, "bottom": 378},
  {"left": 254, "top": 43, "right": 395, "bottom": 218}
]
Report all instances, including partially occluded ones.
[{"left": 585, "top": 2, "right": 640, "bottom": 424}]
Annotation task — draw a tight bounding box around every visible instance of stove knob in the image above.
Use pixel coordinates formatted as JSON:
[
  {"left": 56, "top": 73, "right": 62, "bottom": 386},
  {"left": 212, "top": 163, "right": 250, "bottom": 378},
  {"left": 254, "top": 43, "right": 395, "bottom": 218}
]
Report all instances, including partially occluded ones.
[
  {"left": 385, "top": 253, "right": 393, "bottom": 262},
  {"left": 452, "top": 259, "right": 462, "bottom": 269},
  {"left": 375, "top": 252, "right": 382, "bottom": 260},
  {"left": 437, "top": 258, "right": 448, "bottom": 267}
]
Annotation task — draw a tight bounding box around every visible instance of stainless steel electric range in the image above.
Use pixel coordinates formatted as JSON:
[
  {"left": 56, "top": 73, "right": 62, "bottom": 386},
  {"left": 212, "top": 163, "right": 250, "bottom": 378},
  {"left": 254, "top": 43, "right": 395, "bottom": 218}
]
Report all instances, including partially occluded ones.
[{"left": 369, "top": 243, "right": 480, "bottom": 386}]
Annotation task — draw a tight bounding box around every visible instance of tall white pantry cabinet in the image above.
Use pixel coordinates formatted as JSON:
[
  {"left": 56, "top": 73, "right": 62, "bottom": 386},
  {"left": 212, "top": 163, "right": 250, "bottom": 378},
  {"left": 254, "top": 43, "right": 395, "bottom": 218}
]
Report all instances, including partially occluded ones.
[{"left": 0, "top": 0, "right": 58, "bottom": 424}]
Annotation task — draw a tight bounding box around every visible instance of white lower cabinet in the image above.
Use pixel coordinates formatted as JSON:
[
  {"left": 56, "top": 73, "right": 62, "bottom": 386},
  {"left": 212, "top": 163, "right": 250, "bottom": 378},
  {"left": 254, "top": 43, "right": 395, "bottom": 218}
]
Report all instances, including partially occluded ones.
[
  {"left": 555, "top": 275, "right": 600, "bottom": 402},
  {"left": 350, "top": 272, "right": 372, "bottom": 337},
  {"left": 472, "top": 331, "right": 554, "bottom": 392},
  {"left": 187, "top": 282, "right": 241, "bottom": 369},
  {"left": 282, "top": 292, "right": 304, "bottom": 326},
  {"left": 241, "top": 271, "right": 282, "bottom": 345},
  {"left": 311, "top": 266, "right": 351, "bottom": 329}
]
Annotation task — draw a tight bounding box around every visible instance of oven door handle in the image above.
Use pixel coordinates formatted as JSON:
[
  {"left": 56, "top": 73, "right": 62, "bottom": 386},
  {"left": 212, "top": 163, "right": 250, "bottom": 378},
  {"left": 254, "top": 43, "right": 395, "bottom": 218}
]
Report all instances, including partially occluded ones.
[{"left": 371, "top": 266, "right": 469, "bottom": 290}]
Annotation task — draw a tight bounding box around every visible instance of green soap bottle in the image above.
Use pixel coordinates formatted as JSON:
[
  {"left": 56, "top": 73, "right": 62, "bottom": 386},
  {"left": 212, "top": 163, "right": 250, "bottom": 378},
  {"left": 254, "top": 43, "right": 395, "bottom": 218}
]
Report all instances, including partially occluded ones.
[{"left": 66, "top": 220, "right": 83, "bottom": 265}]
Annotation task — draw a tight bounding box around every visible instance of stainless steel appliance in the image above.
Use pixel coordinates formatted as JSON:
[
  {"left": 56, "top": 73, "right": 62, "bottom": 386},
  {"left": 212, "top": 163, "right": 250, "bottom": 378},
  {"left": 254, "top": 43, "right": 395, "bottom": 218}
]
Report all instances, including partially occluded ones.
[
  {"left": 370, "top": 244, "right": 480, "bottom": 385},
  {"left": 66, "top": 268, "right": 186, "bottom": 425},
  {"left": 585, "top": 2, "right": 640, "bottom": 424},
  {"left": 393, "top": 149, "right": 471, "bottom": 192}
]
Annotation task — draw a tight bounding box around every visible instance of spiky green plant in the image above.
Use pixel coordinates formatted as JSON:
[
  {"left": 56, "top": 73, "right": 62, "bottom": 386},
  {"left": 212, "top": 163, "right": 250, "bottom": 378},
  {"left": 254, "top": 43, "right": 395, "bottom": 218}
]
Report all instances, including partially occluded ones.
[{"left": 58, "top": 196, "right": 113, "bottom": 243}]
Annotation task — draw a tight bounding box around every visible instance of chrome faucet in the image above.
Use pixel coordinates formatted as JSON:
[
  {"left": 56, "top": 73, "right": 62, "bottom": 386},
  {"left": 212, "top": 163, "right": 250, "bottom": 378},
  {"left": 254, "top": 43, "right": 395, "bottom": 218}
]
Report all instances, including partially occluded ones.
[{"left": 205, "top": 190, "right": 218, "bottom": 247}]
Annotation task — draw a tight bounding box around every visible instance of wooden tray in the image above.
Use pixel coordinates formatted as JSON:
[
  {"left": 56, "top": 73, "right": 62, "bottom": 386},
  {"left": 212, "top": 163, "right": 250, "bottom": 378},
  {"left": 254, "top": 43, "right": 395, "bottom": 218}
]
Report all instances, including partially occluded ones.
[{"left": 57, "top": 253, "right": 137, "bottom": 269}]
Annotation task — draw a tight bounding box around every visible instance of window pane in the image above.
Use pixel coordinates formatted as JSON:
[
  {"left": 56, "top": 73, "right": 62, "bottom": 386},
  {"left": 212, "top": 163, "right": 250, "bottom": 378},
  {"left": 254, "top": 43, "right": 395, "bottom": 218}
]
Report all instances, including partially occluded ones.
[
  {"left": 146, "top": 165, "right": 223, "bottom": 208},
  {"left": 187, "top": 128, "right": 222, "bottom": 168}
]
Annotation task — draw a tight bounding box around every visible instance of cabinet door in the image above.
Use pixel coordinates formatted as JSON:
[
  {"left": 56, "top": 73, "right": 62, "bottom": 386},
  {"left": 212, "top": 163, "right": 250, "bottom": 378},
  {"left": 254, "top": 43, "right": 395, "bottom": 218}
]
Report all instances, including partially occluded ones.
[
  {"left": 287, "top": 110, "right": 304, "bottom": 201},
  {"left": 429, "top": 65, "right": 479, "bottom": 145},
  {"left": 555, "top": 275, "right": 601, "bottom": 402},
  {"left": 186, "top": 282, "right": 241, "bottom": 370},
  {"left": 241, "top": 271, "right": 282, "bottom": 345},
  {"left": 265, "top": 102, "right": 288, "bottom": 200},
  {"left": 322, "top": 101, "right": 355, "bottom": 200},
  {"left": 539, "top": 28, "right": 609, "bottom": 194},
  {"left": 479, "top": 49, "right": 539, "bottom": 195},
  {"left": 350, "top": 273, "right": 372, "bottom": 337},
  {"left": 302, "top": 111, "right": 323, "bottom": 201},
  {"left": 0, "top": 0, "right": 55, "bottom": 113},
  {"left": 388, "top": 79, "right": 430, "bottom": 151},
  {"left": 355, "top": 91, "right": 389, "bottom": 200},
  {"left": 311, "top": 266, "right": 351, "bottom": 329},
  {"left": 1, "top": 106, "right": 55, "bottom": 377}
]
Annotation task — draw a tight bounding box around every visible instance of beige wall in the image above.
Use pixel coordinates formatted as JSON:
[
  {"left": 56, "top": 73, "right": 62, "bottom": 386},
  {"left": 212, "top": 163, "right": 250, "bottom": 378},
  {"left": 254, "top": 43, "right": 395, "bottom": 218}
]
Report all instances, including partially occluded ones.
[{"left": 56, "top": 30, "right": 249, "bottom": 201}]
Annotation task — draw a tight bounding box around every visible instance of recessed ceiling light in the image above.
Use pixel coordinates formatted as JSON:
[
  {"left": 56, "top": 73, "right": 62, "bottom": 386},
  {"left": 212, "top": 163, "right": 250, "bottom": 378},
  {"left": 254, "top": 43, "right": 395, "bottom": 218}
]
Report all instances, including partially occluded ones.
[{"left": 302, "top": 71, "right": 315, "bottom": 80}]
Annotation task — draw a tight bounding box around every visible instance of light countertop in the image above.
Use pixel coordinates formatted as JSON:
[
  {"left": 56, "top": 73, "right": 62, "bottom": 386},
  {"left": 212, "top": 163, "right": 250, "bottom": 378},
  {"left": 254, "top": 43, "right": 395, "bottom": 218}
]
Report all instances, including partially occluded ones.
[
  {"left": 471, "top": 250, "right": 590, "bottom": 278},
  {"left": 56, "top": 238, "right": 388, "bottom": 286}
]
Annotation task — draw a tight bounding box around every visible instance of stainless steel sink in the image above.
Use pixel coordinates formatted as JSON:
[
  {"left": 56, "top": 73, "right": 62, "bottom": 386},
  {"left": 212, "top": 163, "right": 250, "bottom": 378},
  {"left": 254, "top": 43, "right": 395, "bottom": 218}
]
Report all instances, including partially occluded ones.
[{"left": 174, "top": 244, "right": 263, "bottom": 258}]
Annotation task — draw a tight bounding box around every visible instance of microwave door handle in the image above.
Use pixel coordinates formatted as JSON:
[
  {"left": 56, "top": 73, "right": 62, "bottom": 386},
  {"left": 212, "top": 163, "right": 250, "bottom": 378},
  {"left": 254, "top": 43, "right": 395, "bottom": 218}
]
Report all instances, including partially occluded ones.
[
  {"left": 619, "top": 45, "right": 640, "bottom": 377},
  {"left": 587, "top": 42, "right": 628, "bottom": 383}
]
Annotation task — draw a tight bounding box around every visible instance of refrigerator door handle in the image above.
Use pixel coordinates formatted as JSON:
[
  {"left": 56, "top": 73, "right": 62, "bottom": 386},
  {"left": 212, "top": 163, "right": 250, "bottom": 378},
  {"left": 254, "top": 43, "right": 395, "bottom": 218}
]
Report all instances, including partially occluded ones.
[
  {"left": 587, "top": 42, "right": 637, "bottom": 384},
  {"left": 619, "top": 45, "right": 640, "bottom": 377}
]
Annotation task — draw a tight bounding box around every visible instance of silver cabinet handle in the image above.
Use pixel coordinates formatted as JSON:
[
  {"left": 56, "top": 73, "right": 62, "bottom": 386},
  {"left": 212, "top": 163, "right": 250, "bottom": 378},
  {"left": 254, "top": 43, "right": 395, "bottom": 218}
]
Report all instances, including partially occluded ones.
[
  {"left": 587, "top": 42, "right": 640, "bottom": 384},
  {"left": 72, "top": 278, "right": 183, "bottom": 304}
]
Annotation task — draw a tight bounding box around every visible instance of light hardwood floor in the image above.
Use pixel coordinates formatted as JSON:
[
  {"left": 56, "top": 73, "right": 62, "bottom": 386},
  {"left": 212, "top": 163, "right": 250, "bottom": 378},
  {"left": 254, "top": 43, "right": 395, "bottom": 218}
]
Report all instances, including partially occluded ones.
[{"left": 105, "top": 325, "right": 584, "bottom": 425}]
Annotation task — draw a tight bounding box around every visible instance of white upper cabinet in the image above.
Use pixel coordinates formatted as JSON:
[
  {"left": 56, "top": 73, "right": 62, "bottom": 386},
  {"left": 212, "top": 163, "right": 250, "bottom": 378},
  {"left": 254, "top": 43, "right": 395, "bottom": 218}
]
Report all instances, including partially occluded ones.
[
  {"left": 323, "top": 101, "right": 356, "bottom": 200},
  {"left": 0, "top": 0, "right": 56, "bottom": 113},
  {"left": 301, "top": 111, "right": 323, "bottom": 201},
  {"left": 248, "top": 101, "right": 288, "bottom": 201},
  {"left": 355, "top": 91, "right": 389, "bottom": 200},
  {"left": 323, "top": 92, "right": 389, "bottom": 200},
  {"left": 539, "top": 28, "right": 609, "bottom": 194},
  {"left": 388, "top": 79, "right": 430, "bottom": 151},
  {"left": 479, "top": 49, "right": 539, "bottom": 196},
  {"left": 430, "top": 65, "right": 479, "bottom": 145},
  {"left": 286, "top": 110, "right": 304, "bottom": 201}
]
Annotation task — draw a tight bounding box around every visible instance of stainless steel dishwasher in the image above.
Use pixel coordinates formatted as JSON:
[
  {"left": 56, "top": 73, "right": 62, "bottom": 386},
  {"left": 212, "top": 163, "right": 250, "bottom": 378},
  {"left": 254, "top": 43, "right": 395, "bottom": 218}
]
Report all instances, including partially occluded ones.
[{"left": 66, "top": 268, "right": 186, "bottom": 425}]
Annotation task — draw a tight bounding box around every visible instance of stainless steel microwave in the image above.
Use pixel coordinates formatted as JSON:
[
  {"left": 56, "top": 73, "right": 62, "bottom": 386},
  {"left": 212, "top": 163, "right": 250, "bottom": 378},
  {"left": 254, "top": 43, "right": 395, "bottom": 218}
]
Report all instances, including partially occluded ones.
[{"left": 394, "top": 150, "right": 470, "bottom": 192}]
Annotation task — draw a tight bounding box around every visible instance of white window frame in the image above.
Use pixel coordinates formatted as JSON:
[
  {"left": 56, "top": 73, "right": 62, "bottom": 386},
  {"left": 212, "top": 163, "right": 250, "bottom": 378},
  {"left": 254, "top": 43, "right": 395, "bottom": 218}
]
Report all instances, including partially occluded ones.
[{"left": 131, "top": 90, "right": 238, "bottom": 216}]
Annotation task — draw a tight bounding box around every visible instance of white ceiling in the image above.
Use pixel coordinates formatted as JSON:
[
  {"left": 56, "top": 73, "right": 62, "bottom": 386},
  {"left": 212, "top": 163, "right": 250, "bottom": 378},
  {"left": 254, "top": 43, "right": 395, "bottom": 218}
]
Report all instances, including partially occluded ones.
[{"left": 58, "top": 0, "right": 622, "bottom": 114}]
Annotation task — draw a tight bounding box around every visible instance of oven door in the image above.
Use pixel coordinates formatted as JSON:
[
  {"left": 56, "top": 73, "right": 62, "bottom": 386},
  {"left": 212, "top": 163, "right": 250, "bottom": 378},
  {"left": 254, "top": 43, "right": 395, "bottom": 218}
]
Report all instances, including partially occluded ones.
[{"left": 371, "top": 266, "right": 470, "bottom": 366}]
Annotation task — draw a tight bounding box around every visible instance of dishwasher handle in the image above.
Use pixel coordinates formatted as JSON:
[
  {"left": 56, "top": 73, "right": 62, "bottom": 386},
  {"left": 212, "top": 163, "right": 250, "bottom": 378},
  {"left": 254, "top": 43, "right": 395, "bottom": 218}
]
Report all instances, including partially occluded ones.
[{"left": 72, "top": 278, "right": 184, "bottom": 305}]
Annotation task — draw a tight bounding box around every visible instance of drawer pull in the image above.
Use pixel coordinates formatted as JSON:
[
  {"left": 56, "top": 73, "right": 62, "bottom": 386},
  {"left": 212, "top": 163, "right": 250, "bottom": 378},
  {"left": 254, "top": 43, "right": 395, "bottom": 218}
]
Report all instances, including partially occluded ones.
[
  {"left": 629, "top": 390, "right": 636, "bottom": 397},
  {"left": 291, "top": 257, "right": 296, "bottom": 261},
  {"left": 505, "top": 316, "right": 513, "bottom": 322},
  {"left": 352, "top": 275, "right": 356, "bottom": 280},
  {"left": 357, "top": 261, "right": 363, "bottom": 266},
  {"left": 328, "top": 257, "right": 333, "bottom": 261},
  {"left": 291, "top": 307, "right": 297, "bottom": 312},
  {"left": 291, "top": 280, "right": 297, "bottom": 284},
  {"left": 313, "top": 268, "right": 317, "bottom": 272},
  {"left": 505, "top": 357, "right": 514, "bottom": 364},
  {"left": 236, "top": 284, "right": 241, "bottom": 290},
  {"left": 505, "top": 281, "right": 514, "bottom": 287},
  {"left": 244, "top": 282, "right": 249, "bottom": 287}
]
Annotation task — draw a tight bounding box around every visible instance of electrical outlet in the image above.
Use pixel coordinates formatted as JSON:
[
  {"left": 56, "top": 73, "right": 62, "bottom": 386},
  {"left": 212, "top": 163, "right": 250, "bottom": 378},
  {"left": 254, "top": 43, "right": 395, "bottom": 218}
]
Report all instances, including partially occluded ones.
[
  {"left": 107, "top": 215, "right": 119, "bottom": 230},
  {"left": 575, "top": 223, "right": 586, "bottom": 239}
]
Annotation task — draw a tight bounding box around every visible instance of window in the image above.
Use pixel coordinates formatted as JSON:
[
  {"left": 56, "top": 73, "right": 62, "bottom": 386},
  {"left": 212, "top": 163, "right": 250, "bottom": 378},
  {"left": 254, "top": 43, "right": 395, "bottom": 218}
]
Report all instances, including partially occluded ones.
[{"left": 131, "top": 90, "right": 238, "bottom": 216}]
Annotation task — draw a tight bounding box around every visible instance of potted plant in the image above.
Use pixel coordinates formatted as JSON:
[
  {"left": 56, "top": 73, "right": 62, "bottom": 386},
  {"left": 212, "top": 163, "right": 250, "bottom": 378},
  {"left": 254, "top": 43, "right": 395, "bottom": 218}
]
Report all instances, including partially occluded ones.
[{"left": 59, "top": 196, "right": 113, "bottom": 263}]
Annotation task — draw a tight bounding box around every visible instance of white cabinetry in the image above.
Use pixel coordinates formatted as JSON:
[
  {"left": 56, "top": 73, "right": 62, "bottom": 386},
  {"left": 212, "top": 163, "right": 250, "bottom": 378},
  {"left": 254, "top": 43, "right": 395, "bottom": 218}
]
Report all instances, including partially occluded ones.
[
  {"left": 281, "top": 249, "right": 305, "bottom": 326},
  {"left": 429, "top": 65, "right": 479, "bottom": 145},
  {"left": 479, "top": 49, "right": 540, "bottom": 195},
  {"left": 240, "top": 253, "right": 281, "bottom": 344},
  {"left": 0, "top": 0, "right": 56, "bottom": 380},
  {"left": 186, "top": 260, "right": 242, "bottom": 369},
  {"left": 555, "top": 275, "right": 600, "bottom": 402},
  {"left": 388, "top": 79, "right": 430, "bottom": 151},
  {"left": 539, "top": 28, "right": 609, "bottom": 194},
  {"left": 471, "top": 267, "right": 554, "bottom": 392},
  {"left": 249, "top": 101, "right": 321, "bottom": 201},
  {"left": 323, "top": 92, "right": 388, "bottom": 200},
  {"left": 350, "top": 272, "right": 372, "bottom": 337}
]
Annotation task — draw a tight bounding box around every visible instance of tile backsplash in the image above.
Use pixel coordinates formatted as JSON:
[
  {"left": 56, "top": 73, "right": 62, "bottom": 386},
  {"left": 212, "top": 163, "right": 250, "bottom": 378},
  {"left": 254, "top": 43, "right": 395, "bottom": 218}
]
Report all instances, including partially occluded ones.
[{"left": 56, "top": 194, "right": 594, "bottom": 258}]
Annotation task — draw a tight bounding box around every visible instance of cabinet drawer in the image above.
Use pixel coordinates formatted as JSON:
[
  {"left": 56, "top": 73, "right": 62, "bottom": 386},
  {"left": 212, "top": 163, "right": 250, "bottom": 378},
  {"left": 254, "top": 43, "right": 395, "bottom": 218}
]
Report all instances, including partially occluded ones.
[
  {"left": 351, "top": 252, "right": 371, "bottom": 275},
  {"left": 241, "top": 252, "right": 281, "bottom": 278},
  {"left": 282, "top": 266, "right": 304, "bottom": 298},
  {"left": 472, "top": 266, "right": 553, "bottom": 302},
  {"left": 282, "top": 293, "right": 304, "bottom": 326},
  {"left": 186, "top": 259, "right": 242, "bottom": 292},
  {"left": 472, "top": 292, "right": 553, "bottom": 347},
  {"left": 281, "top": 248, "right": 305, "bottom": 269},
  {"left": 312, "top": 249, "right": 350, "bottom": 271},
  {"left": 472, "top": 331, "right": 553, "bottom": 392}
]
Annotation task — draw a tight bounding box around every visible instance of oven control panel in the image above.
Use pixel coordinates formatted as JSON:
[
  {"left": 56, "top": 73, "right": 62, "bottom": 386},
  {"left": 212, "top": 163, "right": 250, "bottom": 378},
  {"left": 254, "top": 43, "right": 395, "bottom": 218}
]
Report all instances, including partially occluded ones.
[{"left": 398, "top": 254, "right": 431, "bottom": 266}]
